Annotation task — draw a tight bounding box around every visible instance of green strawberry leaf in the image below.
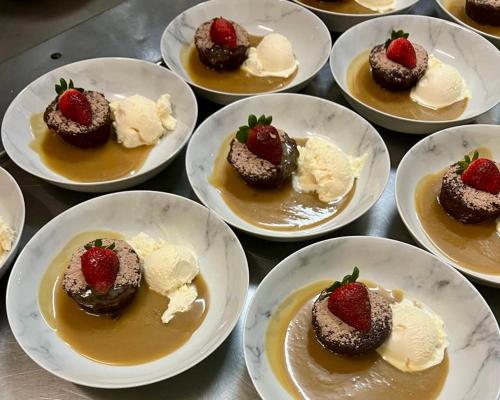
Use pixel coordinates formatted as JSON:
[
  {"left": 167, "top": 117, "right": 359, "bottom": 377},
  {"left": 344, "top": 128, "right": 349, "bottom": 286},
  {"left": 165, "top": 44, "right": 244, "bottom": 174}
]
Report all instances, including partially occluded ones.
[
  {"left": 248, "top": 114, "right": 257, "bottom": 128},
  {"left": 236, "top": 126, "right": 250, "bottom": 143}
]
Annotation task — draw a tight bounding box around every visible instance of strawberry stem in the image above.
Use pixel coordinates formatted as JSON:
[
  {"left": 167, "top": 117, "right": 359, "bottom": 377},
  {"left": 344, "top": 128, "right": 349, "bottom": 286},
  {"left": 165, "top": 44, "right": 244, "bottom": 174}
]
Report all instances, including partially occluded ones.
[
  {"left": 318, "top": 267, "right": 360, "bottom": 301},
  {"left": 457, "top": 150, "right": 479, "bottom": 174}
]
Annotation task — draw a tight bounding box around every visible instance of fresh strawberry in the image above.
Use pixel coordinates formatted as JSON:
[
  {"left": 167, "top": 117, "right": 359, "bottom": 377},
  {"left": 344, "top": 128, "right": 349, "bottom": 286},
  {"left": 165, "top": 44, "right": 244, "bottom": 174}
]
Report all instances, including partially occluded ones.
[
  {"left": 210, "top": 17, "right": 237, "bottom": 49},
  {"left": 320, "top": 267, "right": 372, "bottom": 333},
  {"left": 458, "top": 151, "right": 500, "bottom": 195},
  {"left": 55, "top": 78, "right": 92, "bottom": 126},
  {"left": 81, "top": 240, "right": 119, "bottom": 294},
  {"left": 236, "top": 114, "right": 283, "bottom": 165},
  {"left": 384, "top": 30, "right": 416, "bottom": 68}
]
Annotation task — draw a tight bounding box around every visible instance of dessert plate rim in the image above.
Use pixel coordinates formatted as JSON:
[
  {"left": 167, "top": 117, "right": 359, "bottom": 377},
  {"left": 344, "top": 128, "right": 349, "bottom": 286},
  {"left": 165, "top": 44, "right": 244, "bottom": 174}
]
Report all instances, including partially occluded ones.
[
  {"left": 6, "top": 190, "right": 249, "bottom": 388},
  {"left": 185, "top": 92, "right": 391, "bottom": 241},
  {"left": 395, "top": 123, "right": 500, "bottom": 286},
  {"left": 1, "top": 57, "right": 198, "bottom": 191},
  {"left": 244, "top": 235, "right": 500, "bottom": 400}
]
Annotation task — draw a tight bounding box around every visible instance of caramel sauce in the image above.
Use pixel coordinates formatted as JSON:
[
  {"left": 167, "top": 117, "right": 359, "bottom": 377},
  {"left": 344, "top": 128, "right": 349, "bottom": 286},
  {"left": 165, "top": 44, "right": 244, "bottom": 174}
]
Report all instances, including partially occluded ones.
[
  {"left": 347, "top": 50, "right": 468, "bottom": 121},
  {"left": 209, "top": 135, "right": 355, "bottom": 231},
  {"left": 180, "top": 35, "right": 298, "bottom": 94},
  {"left": 266, "top": 280, "right": 449, "bottom": 400},
  {"left": 415, "top": 148, "right": 500, "bottom": 275},
  {"left": 298, "top": 0, "right": 376, "bottom": 14},
  {"left": 444, "top": 0, "right": 500, "bottom": 36},
  {"left": 30, "top": 113, "right": 152, "bottom": 182},
  {"left": 38, "top": 231, "right": 209, "bottom": 365}
]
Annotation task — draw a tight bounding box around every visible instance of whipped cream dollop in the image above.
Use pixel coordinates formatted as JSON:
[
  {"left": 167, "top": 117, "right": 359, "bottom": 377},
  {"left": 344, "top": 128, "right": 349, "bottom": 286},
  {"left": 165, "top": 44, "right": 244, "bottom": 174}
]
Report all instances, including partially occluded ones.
[
  {"left": 241, "top": 33, "right": 298, "bottom": 78},
  {"left": 354, "top": 0, "right": 395, "bottom": 12},
  {"left": 410, "top": 55, "right": 470, "bottom": 110},
  {"left": 0, "top": 215, "right": 14, "bottom": 262},
  {"left": 293, "top": 137, "right": 366, "bottom": 203},
  {"left": 376, "top": 298, "right": 448, "bottom": 372},
  {"left": 110, "top": 94, "right": 176, "bottom": 148},
  {"left": 128, "top": 232, "right": 199, "bottom": 324}
]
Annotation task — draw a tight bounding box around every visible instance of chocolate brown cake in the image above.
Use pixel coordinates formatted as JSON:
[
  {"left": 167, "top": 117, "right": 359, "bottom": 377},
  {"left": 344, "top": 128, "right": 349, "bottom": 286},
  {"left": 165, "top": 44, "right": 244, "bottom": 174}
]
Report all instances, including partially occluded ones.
[
  {"left": 369, "top": 43, "right": 428, "bottom": 91},
  {"left": 466, "top": 0, "right": 500, "bottom": 26},
  {"left": 312, "top": 291, "right": 392, "bottom": 356},
  {"left": 44, "top": 90, "right": 111, "bottom": 148},
  {"left": 227, "top": 129, "right": 299, "bottom": 188},
  {"left": 439, "top": 163, "right": 500, "bottom": 223},
  {"left": 194, "top": 19, "right": 250, "bottom": 71},
  {"left": 63, "top": 239, "right": 141, "bottom": 316}
]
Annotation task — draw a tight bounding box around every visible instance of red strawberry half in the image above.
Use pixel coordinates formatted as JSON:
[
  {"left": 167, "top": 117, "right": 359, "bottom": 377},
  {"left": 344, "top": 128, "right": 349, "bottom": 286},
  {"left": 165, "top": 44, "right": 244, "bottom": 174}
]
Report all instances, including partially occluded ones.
[
  {"left": 236, "top": 114, "right": 283, "bottom": 166},
  {"left": 81, "top": 240, "right": 119, "bottom": 294},
  {"left": 459, "top": 151, "right": 500, "bottom": 195},
  {"left": 321, "top": 267, "right": 372, "bottom": 333},
  {"left": 210, "top": 17, "right": 237, "bottom": 49},
  {"left": 55, "top": 78, "right": 92, "bottom": 126},
  {"left": 385, "top": 30, "right": 416, "bottom": 69}
]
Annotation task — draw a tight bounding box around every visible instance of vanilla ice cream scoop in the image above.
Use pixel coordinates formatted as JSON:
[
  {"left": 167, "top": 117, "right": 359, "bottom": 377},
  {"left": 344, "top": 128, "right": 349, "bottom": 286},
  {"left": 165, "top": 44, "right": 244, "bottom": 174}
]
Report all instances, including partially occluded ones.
[
  {"left": 110, "top": 94, "right": 176, "bottom": 148},
  {"left": 376, "top": 298, "right": 448, "bottom": 372},
  {"left": 241, "top": 33, "right": 298, "bottom": 78},
  {"left": 410, "top": 55, "right": 470, "bottom": 110},
  {"left": 0, "top": 216, "right": 14, "bottom": 262},
  {"left": 354, "top": 0, "right": 395, "bottom": 12},
  {"left": 144, "top": 243, "right": 199, "bottom": 297},
  {"left": 293, "top": 137, "right": 366, "bottom": 203}
]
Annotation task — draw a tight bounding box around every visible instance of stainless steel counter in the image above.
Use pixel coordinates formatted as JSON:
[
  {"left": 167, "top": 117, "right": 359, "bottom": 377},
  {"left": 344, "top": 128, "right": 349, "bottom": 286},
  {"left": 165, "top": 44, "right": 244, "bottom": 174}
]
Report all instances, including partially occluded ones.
[{"left": 0, "top": 0, "right": 499, "bottom": 398}]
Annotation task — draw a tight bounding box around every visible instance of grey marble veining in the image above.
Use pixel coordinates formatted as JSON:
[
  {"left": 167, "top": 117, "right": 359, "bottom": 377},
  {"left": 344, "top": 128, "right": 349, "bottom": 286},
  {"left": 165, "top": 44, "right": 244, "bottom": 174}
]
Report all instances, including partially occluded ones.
[
  {"left": 186, "top": 93, "right": 390, "bottom": 241},
  {"left": 245, "top": 236, "right": 500, "bottom": 399},
  {"left": 160, "top": 0, "right": 331, "bottom": 104},
  {"left": 6, "top": 191, "right": 248, "bottom": 388},
  {"left": 396, "top": 124, "right": 500, "bottom": 286}
]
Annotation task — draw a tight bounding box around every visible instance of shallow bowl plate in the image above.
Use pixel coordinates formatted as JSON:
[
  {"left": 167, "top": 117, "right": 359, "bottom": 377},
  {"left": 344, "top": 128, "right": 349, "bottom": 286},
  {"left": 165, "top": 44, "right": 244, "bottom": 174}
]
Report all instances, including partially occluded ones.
[
  {"left": 6, "top": 191, "right": 248, "bottom": 388},
  {"left": 186, "top": 93, "right": 390, "bottom": 241},
  {"left": 0, "top": 167, "right": 25, "bottom": 278},
  {"left": 161, "top": 0, "right": 331, "bottom": 105},
  {"left": 1, "top": 58, "right": 198, "bottom": 192},
  {"left": 244, "top": 236, "right": 500, "bottom": 399},
  {"left": 434, "top": 0, "right": 500, "bottom": 48},
  {"left": 330, "top": 15, "right": 500, "bottom": 134},
  {"left": 292, "top": 0, "right": 419, "bottom": 32},
  {"left": 396, "top": 124, "right": 500, "bottom": 286}
]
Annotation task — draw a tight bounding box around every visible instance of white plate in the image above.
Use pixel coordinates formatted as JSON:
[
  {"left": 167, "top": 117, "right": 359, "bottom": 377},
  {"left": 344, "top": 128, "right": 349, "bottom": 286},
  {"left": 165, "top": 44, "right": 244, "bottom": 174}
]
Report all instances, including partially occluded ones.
[
  {"left": 330, "top": 15, "right": 500, "bottom": 134},
  {"left": 6, "top": 191, "right": 248, "bottom": 388},
  {"left": 244, "top": 236, "right": 500, "bottom": 400},
  {"left": 1, "top": 58, "right": 198, "bottom": 192},
  {"left": 293, "top": 0, "right": 420, "bottom": 32},
  {"left": 434, "top": 0, "right": 500, "bottom": 48},
  {"left": 186, "top": 93, "right": 390, "bottom": 241},
  {"left": 161, "top": 0, "right": 331, "bottom": 105},
  {"left": 396, "top": 124, "right": 500, "bottom": 286},
  {"left": 0, "top": 167, "right": 25, "bottom": 278}
]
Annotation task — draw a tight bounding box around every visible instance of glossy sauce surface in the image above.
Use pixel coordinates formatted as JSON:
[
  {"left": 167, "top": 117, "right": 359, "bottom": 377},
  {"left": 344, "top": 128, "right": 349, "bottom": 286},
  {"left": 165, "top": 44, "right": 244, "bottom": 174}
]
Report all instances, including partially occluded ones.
[
  {"left": 347, "top": 51, "right": 468, "bottom": 121},
  {"left": 444, "top": 0, "right": 500, "bottom": 36},
  {"left": 209, "top": 135, "right": 355, "bottom": 231},
  {"left": 39, "top": 231, "right": 209, "bottom": 365},
  {"left": 415, "top": 148, "right": 500, "bottom": 275},
  {"left": 180, "top": 35, "right": 297, "bottom": 93},
  {"left": 266, "top": 280, "right": 448, "bottom": 400},
  {"left": 30, "top": 113, "right": 151, "bottom": 182},
  {"left": 298, "top": 0, "right": 375, "bottom": 13}
]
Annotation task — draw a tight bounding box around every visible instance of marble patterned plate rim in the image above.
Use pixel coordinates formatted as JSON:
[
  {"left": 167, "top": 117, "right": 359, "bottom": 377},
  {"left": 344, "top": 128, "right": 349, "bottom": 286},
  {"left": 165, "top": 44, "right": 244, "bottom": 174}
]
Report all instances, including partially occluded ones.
[
  {"left": 434, "top": 0, "right": 500, "bottom": 41},
  {"left": 0, "top": 166, "right": 25, "bottom": 275},
  {"left": 1, "top": 57, "right": 198, "bottom": 188},
  {"left": 395, "top": 124, "right": 500, "bottom": 286},
  {"left": 185, "top": 92, "right": 391, "bottom": 240},
  {"left": 330, "top": 14, "right": 500, "bottom": 125},
  {"left": 160, "top": 0, "right": 332, "bottom": 97},
  {"left": 292, "top": 0, "right": 420, "bottom": 18},
  {"left": 243, "top": 235, "right": 500, "bottom": 400},
  {"left": 6, "top": 190, "right": 249, "bottom": 388}
]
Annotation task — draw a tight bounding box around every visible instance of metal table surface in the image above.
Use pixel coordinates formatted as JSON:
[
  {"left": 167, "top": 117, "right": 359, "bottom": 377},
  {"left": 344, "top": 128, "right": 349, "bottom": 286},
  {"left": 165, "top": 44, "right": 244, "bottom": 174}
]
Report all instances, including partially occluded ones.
[{"left": 0, "top": 0, "right": 499, "bottom": 399}]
